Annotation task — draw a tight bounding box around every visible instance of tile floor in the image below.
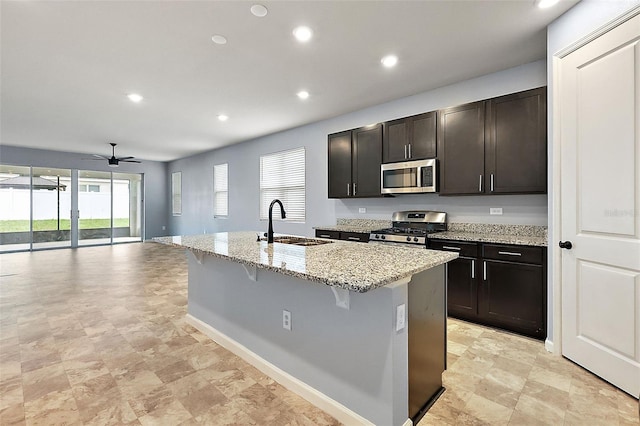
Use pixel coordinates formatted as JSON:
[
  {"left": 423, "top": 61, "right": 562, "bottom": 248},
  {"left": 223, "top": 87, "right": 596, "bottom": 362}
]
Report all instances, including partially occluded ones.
[{"left": 0, "top": 242, "right": 637, "bottom": 425}]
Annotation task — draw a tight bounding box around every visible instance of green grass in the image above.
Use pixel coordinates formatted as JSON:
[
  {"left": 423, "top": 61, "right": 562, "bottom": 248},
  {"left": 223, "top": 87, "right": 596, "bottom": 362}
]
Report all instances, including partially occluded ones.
[{"left": 0, "top": 218, "right": 130, "bottom": 233}]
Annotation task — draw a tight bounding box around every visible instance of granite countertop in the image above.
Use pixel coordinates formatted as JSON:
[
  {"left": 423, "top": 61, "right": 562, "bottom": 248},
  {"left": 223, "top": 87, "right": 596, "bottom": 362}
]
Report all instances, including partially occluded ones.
[
  {"left": 153, "top": 232, "right": 457, "bottom": 293},
  {"left": 428, "top": 223, "right": 548, "bottom": 247}
]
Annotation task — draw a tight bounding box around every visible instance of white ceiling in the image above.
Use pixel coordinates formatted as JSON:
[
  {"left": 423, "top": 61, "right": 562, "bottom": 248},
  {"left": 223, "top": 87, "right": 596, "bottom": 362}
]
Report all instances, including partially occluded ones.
[{"left": 1, "top": 0, "right": 577, "bottom": 162}]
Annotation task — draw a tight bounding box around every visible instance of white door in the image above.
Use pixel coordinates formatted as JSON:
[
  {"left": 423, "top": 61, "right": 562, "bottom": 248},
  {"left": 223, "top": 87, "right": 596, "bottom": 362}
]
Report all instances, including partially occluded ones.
[{"left": 559, "top": 13, "right": 640, "bottom": 398}]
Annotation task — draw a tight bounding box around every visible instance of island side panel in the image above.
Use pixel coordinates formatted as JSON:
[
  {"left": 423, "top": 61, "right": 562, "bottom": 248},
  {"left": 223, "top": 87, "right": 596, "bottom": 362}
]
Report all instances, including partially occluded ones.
[
  {"left": 407, "top": 265, "right": 446, "bottom": 420},
  {"left": 186, "top": 252, "right": 409, "bottom": 426}
]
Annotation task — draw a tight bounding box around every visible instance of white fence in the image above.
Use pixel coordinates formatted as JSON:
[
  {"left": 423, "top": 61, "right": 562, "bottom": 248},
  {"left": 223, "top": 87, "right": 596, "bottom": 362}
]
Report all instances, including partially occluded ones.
[{"left": 0, "top": 189, "right": 130, "bottom": 220}]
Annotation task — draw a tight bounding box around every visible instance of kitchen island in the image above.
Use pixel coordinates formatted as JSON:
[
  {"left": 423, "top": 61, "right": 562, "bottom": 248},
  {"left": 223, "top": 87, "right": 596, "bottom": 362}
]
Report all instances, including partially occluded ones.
[{"left": 154, "top": 232, "right": 457, "bottom": 426}]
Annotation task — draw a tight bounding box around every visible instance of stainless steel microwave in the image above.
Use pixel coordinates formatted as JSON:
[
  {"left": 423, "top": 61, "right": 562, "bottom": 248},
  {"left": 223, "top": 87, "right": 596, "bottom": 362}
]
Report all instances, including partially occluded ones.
[{"left": 381, "top": 158, "right": 437, "bottom": 194}]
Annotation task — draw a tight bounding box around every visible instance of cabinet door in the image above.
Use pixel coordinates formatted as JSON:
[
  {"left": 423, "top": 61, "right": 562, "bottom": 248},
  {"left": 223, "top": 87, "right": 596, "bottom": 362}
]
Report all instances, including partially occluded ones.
[
  {"left": 352, "top": 124, "right": 383, "bottom": 197},
  {"left": 447, "top": 257, "right": 478, "bottom": 320},
  {"left": 486, "top": 87, "right": 547, "bottom": 194},
  {"left": 383, "top": 119, "right": 408, "bottom": 163},
  {"left": 480, "top": 260, "right": 545, "bottom": 339},
  {"left": 328, "top": 131, "right": 352, "bottom": 198},
  {"left": 438, "top": 102, "right": 486, "bottom": 195},
  {"left": 409, "top": 111, "right": 436, "bottom": 160},
  {"left": 315, "top": 229, "right": 340, "bottom": 240}
]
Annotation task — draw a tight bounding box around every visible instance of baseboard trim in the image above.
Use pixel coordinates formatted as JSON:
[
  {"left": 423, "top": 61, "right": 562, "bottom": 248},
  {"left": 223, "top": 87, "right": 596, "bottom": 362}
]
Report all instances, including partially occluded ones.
[
  {"left": 545, "top": 338, "right": 554, "bottom": 353},
  {"left": 186, "top": 314, "right": 376, "bottom": 426},
  {"left": 402, "top": 418, "right": 413, "bottom": 426}
]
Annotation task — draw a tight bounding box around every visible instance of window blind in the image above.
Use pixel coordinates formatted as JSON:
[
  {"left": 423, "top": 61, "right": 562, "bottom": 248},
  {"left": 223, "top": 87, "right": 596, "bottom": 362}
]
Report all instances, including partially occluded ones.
[
  {"left": 171, "top": 171, "right": 182, "bottom": 216},
  {"left": 259, "top": 147, "right": 305, "bottom": 221},
  {"left": 213, "top": 163, "right": 228, "bottom": 217}
]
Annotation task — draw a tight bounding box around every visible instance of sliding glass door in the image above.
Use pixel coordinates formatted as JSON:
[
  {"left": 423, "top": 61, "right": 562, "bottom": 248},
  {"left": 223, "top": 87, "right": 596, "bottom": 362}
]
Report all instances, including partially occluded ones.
[
  {"left": 0, "top": 165, "right": 32, "bottom": 252},
  {"left": 0, "top": 165, "right": 143, "bottom": 251},
  {"left": 31, "top": 167, "right": 72, "bottom": 250},
  {"left": 78, "top": 170, "right": 113, "bottom": 246}
]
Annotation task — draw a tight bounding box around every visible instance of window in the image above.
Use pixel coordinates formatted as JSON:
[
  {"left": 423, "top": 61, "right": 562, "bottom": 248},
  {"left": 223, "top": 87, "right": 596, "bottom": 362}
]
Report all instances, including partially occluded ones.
[
  {"left": 213, "top": 163, "right": 228, "bottom": 217},
  {"left": 172, "top": 171, "right": 182, "bottom": 216},
  {"left": 259, "top": 147, "right": 305, "bottom": 221}
]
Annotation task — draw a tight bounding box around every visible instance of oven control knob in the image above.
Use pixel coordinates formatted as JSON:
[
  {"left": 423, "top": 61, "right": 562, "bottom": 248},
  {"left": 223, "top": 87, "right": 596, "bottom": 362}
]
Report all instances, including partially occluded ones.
[
  {"left": 375, "top": 234, "right": 380, "bottom": 239},
  {"left": 406, "top": 236, "right": 411, "bottom": 242},
  {"left": 381, "top": 235, "right": 385, "bottom": 240},
  {"left": 413, "top": 237, "right": 419, "bottom": 242}
]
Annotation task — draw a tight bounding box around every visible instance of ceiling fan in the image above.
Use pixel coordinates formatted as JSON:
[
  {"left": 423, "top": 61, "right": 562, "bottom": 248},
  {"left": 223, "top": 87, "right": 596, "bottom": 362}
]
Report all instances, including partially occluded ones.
[{"left": 87, "top": 143, "right": 141, "bottom": 167}]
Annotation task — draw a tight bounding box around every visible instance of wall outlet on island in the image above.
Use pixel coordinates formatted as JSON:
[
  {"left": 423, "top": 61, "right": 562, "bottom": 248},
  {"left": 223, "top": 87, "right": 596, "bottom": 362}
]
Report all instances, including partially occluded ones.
[
  {"left": 490, "top": 208, "right": 503, "bottom": 215},
  {"left": 395, "top": 304, "right": 406, "bottom": 332},
  {"left": 282, "top": 310, "right": 291, "bottom": 331},
  {"left": 162, "top": 225, "right": 166, "bottom": 230},
  {"left": 359, "top": 207, "right": 366, "bottom": 214}
]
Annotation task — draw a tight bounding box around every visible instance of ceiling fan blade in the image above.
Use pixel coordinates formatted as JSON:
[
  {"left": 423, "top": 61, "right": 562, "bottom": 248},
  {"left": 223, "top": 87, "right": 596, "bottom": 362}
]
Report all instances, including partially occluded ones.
[
  {"left": 82, "top": 157, "right": 106, "bottom": 161},
  {"left": 117, "top": 156, "right": 135, "bottom": 160},
  {"left": 92, "top": 154, "right": 109, "bottom": 159},
  {"left": 120, "top": 159, "right": 141, "bottom": 163}
]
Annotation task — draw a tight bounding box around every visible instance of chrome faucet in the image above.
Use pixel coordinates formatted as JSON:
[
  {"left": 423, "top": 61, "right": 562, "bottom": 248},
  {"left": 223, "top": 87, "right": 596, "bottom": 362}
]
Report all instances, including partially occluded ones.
[{"left": 267, "top": 199, "right": 286, "bottom": 243}]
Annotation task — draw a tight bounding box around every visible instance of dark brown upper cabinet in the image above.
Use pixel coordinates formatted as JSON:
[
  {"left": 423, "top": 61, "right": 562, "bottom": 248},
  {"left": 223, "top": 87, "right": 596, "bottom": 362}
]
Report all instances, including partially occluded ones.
[
  {"left": 486, "top": 87, "right": 547, "bottom": 194},
  {"left": 328, "top": 124, "right": 383, "bottom": 199},
  {"left": 383, "top": 111, "right": 436, "bottom": 163},
  {"left": 438, "top": 87, "right": 547, "bottom": 195},
  {"left": 438, "top": 101, "right": 486, "bottom": 195}
]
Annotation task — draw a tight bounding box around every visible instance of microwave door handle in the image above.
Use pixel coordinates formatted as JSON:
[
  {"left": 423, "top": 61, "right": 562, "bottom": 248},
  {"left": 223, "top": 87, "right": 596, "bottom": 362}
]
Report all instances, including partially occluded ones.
[{"left": 416, "top": 166, "right": 421, "bottom": 188}]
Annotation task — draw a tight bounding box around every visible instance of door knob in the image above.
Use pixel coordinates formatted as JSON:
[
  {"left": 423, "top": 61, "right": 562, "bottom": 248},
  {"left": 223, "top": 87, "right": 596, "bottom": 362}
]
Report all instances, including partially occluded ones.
[{"left": 559, "top": 241, "right": 573, "bottom": 249}]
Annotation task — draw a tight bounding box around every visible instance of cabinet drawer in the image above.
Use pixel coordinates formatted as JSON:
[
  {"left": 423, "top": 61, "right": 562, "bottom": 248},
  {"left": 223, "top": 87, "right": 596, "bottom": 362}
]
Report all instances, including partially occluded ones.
[
  {"left": 341, "top": 232, "right": 369, "bottom": 243},
  {"left": 429, "top": 240, "right": 479, "bottom": 257},
  {"left": 315, "top": 230, "right": 340, "bottom": 240},
  {"left": 482, "top": 244, "right": 543, "bottom": 264}
]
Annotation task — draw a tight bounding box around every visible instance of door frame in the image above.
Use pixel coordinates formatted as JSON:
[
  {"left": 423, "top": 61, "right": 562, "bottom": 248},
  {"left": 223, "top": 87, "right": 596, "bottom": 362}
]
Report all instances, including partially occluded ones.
[{"left": 550, "top": 4, "right": 640, "bottom": 355}]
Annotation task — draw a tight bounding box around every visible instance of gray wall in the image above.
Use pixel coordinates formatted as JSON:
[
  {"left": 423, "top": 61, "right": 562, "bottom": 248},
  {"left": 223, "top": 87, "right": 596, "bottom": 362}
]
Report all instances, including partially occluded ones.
[
  {"left": 168, "top": 59, "right": 548, "bottom": 237},
  {"left": 545, "top": 0, "right": 640, "bottom": 346},
  {"left": 0, "top": 145, "right": 169, "bottom": 239}
]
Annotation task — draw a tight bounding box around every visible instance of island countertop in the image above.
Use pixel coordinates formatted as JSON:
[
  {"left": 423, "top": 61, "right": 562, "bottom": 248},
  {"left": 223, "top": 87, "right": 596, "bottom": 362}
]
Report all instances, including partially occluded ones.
[{"left": 153, "top": 232, "right": 458, "bottom": 293}]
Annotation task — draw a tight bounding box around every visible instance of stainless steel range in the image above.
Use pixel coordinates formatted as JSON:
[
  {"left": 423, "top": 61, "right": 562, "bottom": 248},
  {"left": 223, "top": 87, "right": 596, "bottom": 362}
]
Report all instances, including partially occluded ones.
[{"left": 369, "top": 210, "right": 447, "bottom": 245}]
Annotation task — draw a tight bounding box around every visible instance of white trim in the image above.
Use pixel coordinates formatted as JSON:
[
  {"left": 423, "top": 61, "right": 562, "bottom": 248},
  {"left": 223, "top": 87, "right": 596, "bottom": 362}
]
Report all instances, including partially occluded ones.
[
  {"left": 554, "top": 5, "right": 640, "bottom": 58},
  {"left": 551, "top": 54, "right": 563, "bottom": 355},
  {"left": 545, "top": 338, "right": 555, "bottom": 353},
  {"left": 186, "top": 314, "right": 376, "bottom": 426},
  {"left": 401, "top": 418, "right": 413, "bottom": 426}
]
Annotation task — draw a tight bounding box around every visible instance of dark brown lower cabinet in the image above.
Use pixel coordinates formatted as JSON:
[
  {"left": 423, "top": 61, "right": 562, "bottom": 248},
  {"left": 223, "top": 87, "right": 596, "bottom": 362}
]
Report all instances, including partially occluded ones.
[
  {"left": 446, "top": 257, "right": 478, "bottom": 320},
  {"left": 429, "top": 239, "right": 546, "bottom": 340},
  {"left": 480, "top": 259, "right": 545, "bottom": 338}
]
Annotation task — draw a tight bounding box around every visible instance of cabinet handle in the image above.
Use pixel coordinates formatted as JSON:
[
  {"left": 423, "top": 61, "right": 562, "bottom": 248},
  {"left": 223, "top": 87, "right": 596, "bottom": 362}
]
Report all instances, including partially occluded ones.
[
  {"left": 498, "top": 251, "right": 522, "bottom": 256},
  {"left": 347, "top": 183, "right": 350, "bottom": 196},
  {"left": 490, "top": 173, "right": 494, "bottom": 192},
  {"left": 442, "top": 246, "right": 461, "bottom": 251},
  {"left": 319, "top": 234, "right": 331, "bottom": 238},
  {"left": 404, "top": 144, "right": 408, "bottom": 159},
  {"left": 408, "top": 143, "right": 412, "bottom": 158},
  {"left": 471, "top": 259, "right": 475, "bottom": 279},
  {"left": 483, "top": 261, "right": 487, "bottom": 280},
  {"left": 353, "top": 183, "right": 357, "bottom": 196},
  {"left": 479, "top": 175, "right": 483, "bottom": 192},
  {"left": 347, "top": 236, "right": 360, "bottom": 241}
]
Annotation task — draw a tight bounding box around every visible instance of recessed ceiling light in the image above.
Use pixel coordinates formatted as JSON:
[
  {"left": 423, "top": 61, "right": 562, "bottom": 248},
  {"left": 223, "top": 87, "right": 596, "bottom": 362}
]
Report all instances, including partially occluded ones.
[
  {"left": 293, "top": 26, "right": 313, "bottom": 42},
  {"left": 381, "top": 55, "right": 398, "bottom": 68},
  {"left": 211, "top": 35, "right": 227, "bottom": 45},
  {"left": 250, "top": 4, "right": 268, "bottom": 17},
  {"left": 537, "top": 0, "right": 559, "bottom": 8},
  {"left": 127, "top": 93, "right": 143, "bottom": 103},
  {"left": 297, "top": 90, "right": 310, "bottom": 100},
  {"left": 218, "top": 114, "right": 229, "bottom": 122}
]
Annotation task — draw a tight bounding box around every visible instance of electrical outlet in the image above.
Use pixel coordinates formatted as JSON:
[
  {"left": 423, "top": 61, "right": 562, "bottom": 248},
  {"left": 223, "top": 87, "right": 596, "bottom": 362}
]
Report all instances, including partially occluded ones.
[
  {"left": 490, "top": 208, "right": 503, "bottom": 215},
  {"left": 395, "top": 304, "right": 406, "bottom": 331},
  {"left": 359, "top": 207, "right": 366, "bottom": 214},
  {"left": 282, "top": 310, "right": 291, "bottom": 331},
  {"left": 162, "top": 225, "right": 166, "bottom": 230}
]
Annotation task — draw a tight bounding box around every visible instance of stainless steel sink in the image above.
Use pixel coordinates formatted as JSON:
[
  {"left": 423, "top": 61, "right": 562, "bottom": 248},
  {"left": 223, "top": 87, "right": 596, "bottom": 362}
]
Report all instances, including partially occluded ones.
[{"left": 261, "top": 236, "right": 333, "bottom": 246}]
